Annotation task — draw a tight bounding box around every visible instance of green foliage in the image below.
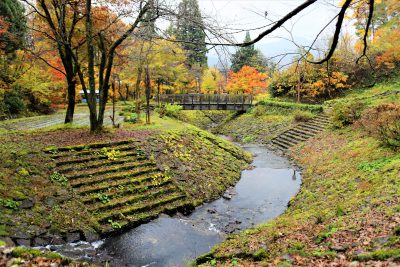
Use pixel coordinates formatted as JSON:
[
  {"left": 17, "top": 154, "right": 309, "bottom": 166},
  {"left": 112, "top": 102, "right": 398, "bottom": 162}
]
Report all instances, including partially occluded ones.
[
  {"left": 108, "top": 219, "right": 122, "bottom": 229},
  {"left": 17, "top": 167, "right": 29, "bottom": 177},
  {"left": 242, "top": 135, "right": 254, "bottom": 144},
  {"left": 258, "top": 100, "right": 323, "bottom": 113},
  {"left": 358, "top": 155, "right": 400, "bottom": 172},
  {"left": 49, "top": 171, "right": 68, "bottom": 186},
  {"left": 11, "top": 247, "right": 63, "bottom": 259},
  {"left": 0, "top": 198, "right": 20, "bottom": 210},
  {"left": 358, "top": 103, "right": 400, "bottom": 148},
  {"left": 101, "top": 147, "right": 121, "bottom": 160},
  {"left": 124, "top": 113, "right": 140, "bottom": 123},
  {"left": 230, "top": 32, "right": 268, "bottom": 72},
  {"left": 157, "top": 103, "right": 182, "bottom": 118},
  {"left": 293, "top": 110, "right": 315, "bottom": 122},
  {"left": 136, "top": 148, "right": 146, "bottom": 157},
  {"left": 0, "top": 0, "right": 27, "bottom": 54},
  {"left": 315, "top": 225, "right": 338, "bottom": 244},
  {"left": 331, "top": 100, "right": 366, "bottom": 128},
  {"left": 3, "top": 91, "right": 25, "bottom": 114},
  {"left": 353, "top": 249, "right": 400, "bottom": 261},
  {"left": 97, "top": 193, "right": 110, "bottom": 204},
  {"left": 175, "top": 0, "right": 207, "bottom": 68}
]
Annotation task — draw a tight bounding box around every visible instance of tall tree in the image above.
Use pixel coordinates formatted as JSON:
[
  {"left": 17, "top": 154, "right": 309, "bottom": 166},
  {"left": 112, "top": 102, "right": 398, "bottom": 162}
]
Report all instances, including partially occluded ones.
[
  {"left": 26, "top": 0, "right": 153, "bottom": 132},
  {"left": 230, "top": 32, "right": 267, "bottom": 73},
  {"left": 26, "top": 0, "right": 85, "bottom": 123},
  {"left": 0, "top": 0, "right": 26, "bottom": 55},
  {"left": 175, "top": 0, "right": 207, "bottom": 69},
  {"left": 79, "top": 0, "right": 151, "bottom": 132}
]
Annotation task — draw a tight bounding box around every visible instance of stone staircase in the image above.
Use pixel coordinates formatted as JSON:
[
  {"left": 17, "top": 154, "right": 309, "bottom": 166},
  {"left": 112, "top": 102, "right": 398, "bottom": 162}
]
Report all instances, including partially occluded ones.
[
  {"left": 270, "top": 113, "right": 331, "bottom": 151},
  {"left": 45, "top": 140, "right": 193, "bottom": 236}
]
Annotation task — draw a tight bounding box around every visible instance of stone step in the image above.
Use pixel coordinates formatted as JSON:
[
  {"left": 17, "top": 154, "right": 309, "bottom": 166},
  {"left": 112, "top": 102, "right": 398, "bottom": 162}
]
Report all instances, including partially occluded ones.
[
  {"left": 55, "top": 151, "right": 143, "bottom": 167},
  {"left": 58, "top": 156, "right": 148, "bottom": 173},
  {"left": 81, "top": 178, "right": 171, "bottom": 205},
  {"left": 70, "top": 167, "right": 159, "bottom": 188},
  {"left": 99, "top": 198, "right": 194, "bottom": 235},
  {"left": 88, "top": 183, "right": 176, "bottom": 213},
  {"left": 75, "top": 169, "right": 162, "bottom": 195},
  {"left": 291, "top": 128, "right": 316, "bottom": 137},
  {"left": 309, "top": 119, "right": 331, "bottom": 127},
  {"left": 96, "top": 193, "right": 187, "bottom": 224},
  {"left": 276, "top": 135, "right": 301, "bottom": 146},
  {"left": 271, "top": 139, "right": 291, "bottom": 150},
  {"left": 280, "top": 132, "right": 310, "bottom": 142},
  {"left": 48, "top": 139, "right": 139, "bottom": 153},
  {"left": 297, "top": 124, "right": 322, "bottom": 134},
  {"left": 66, "top": 161, "right": 154, "bottom": 180},
  {"left": 49, "top": 144, "right": 140, "bottom": 160}
]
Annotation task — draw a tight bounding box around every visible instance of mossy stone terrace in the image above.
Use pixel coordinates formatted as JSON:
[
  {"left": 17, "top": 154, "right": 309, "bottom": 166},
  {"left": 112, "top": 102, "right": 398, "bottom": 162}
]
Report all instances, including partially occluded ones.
[{"left": 45, "top": 139, "right": 194, "bottom": 236}]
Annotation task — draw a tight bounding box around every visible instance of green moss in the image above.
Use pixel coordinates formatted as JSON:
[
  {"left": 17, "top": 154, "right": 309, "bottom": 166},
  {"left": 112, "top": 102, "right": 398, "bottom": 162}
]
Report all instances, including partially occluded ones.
[
  {"left": 354, "top": 249, "right": 400, "bottom": 261},
  {"left": 258, "top": 100, "right": 323, "bottom": 112},
  {"left": 11, "top": 247, "right": 65, "bottom": 260}
]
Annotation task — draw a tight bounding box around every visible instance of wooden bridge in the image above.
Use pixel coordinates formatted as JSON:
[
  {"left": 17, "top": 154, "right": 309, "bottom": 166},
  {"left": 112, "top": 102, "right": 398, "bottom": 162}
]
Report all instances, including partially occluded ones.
[{"left": 156, "top": 94, "right": 254, "bottom": 111}]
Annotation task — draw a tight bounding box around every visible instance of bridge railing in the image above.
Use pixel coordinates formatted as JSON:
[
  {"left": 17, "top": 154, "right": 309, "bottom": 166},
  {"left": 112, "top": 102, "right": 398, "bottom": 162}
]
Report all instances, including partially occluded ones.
[{"left": 157, "top": 94, "right": 253, "bottom": 106}]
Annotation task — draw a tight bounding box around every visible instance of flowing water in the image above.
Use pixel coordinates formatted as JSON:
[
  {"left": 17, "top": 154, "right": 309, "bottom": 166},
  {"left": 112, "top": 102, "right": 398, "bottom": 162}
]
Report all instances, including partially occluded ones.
[{"left": 96, "top": 144, "right": 302, "bottom": 267}]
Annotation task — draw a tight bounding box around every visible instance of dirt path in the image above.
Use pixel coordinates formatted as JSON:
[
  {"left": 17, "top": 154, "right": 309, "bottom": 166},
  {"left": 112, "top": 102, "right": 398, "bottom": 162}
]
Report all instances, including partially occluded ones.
[{"left": 0, "top": 106, "right": 124, "bottom": 131}]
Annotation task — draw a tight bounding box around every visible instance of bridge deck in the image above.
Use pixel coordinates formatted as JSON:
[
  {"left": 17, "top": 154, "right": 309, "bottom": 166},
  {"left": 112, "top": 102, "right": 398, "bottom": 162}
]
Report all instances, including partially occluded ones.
[{"left": 157, "top": 94, "right": 254, "bottom": 111}]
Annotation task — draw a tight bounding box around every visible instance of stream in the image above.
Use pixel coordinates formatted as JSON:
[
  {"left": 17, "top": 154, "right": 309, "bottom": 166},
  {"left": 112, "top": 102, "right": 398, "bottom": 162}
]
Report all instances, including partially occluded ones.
[{"left": 44, "top": 143, "right": 302, "bottom": 267}]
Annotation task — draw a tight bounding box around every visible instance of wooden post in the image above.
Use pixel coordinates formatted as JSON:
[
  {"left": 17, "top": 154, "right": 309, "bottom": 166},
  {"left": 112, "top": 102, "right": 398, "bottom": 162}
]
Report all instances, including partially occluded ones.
[
  {"left": 208, "top": 94, "right": 211, "bottom": 110},
  {"left": 217, "top": 95, "right": 219, "bottom": 110},
  {"left": 191, "top": 95, "right": 194, "bottom": 110},
  {"left": 200, "top": 94, "right": 202, "bottom": 110},
  {"left": 242, "top": 94, "right": 245, "bottom": 111}
]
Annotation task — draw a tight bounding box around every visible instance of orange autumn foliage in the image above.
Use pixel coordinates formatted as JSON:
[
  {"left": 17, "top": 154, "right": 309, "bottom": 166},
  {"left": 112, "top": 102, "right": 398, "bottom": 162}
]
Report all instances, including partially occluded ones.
[{"left": 226, "top": 66, "right": 268, "bottom": 94}]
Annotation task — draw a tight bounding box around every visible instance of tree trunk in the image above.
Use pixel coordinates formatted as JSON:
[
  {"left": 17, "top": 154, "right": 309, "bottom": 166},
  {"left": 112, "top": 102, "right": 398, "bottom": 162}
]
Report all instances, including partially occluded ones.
[
  {"left": 64, "top": 78, "right": 76, "bottom": 123},
  {"left": 145, "top": 67, "right": 151, "bottom": 124},
  {"left": 135, "top": 66, "right": 143, "bottom": 100}
]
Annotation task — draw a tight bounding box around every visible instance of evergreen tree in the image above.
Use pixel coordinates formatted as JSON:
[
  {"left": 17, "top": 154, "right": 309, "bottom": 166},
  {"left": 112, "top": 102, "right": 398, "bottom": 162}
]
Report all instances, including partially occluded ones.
[
  {"left": 176, "top": 0, "right": 207, "bottom": 69},
  {"left": 0, "top": 0, "right": 26, "bottom": 54},
  {"left": 230, "top": 32, "right": 268, "bottom": 73}
]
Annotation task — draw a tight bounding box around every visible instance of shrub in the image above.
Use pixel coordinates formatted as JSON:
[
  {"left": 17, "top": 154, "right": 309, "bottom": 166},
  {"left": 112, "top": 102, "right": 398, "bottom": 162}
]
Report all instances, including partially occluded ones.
[
  {"left": 358, "top": 103, "right": 400, "bottom": 148},
  {"left": 124, "top": 113, "right": 139, "bottom": 123},
  {"left": 251, "top": 105, "right": 268, "bottom": 117},
  {"left": 293, "top": 110, "right": 315, "bottom": 122},
  {"left": 258, "top": 100, "right": 323, "bottom": 113},
  {"left": 157, "top": 103, "right": 182, "bottom": 118},
  {"left": 242, "top": 135, "right": 255, "bottom": 144},
  {"left": 4, "top": 92, "right": 25, "bottom": 114},
  {"left": 331, "top": 101, "right": 366, "bottom": 128}
]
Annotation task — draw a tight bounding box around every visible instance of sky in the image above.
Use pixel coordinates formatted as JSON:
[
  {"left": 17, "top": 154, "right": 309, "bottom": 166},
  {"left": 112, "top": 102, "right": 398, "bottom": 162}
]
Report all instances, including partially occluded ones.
[{"left": 196, "top": 0, "right": 355, "bottom": 66}]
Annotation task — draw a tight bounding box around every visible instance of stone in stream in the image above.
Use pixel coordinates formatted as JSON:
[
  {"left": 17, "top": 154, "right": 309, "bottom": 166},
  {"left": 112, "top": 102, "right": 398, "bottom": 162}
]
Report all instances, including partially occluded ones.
[
  {"left": 33, "top": 237, "right": 48, "bottom": 246},
  {"left": 83, "top": 230, "right": 99, "bottom": 243},
  {"left": 15, "top": 238, "right": 31, "bottom": 246},
  {"left": 66, "top": 232, "right": 81, "bottom": 243},
  {"left": 207, "top": 208, "right": 217, "bottom": 214},
  {"left": 222, "top": 188, "right": 237, "bottom": 200},
  {"left": 222, "top": 194, "right": 232, "bottom": 200}
]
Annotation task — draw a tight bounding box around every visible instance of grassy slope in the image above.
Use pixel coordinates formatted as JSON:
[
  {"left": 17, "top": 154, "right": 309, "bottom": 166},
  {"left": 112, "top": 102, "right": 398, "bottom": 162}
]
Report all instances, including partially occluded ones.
[
  {"left": 216, "top": 106, "right": 300, "bottom": 144},
  {"left": 0, "top": 111, "right": 250, "bottom": 245},
  {"left": 196, "top": 82, "right": 400, "bottom": 266}
]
